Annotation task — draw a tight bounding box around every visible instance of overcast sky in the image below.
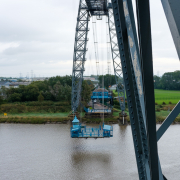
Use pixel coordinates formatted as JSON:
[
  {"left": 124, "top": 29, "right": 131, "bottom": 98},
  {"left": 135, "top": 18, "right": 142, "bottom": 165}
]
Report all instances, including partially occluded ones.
[{"left": 0, "top": 0, "right": 179, "bottom": 78}]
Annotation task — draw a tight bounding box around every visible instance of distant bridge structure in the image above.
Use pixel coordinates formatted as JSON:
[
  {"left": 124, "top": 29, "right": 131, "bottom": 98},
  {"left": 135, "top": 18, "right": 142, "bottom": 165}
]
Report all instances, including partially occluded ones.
[{"left": 71, "top": 0, "right": 180, "bottom": 179}]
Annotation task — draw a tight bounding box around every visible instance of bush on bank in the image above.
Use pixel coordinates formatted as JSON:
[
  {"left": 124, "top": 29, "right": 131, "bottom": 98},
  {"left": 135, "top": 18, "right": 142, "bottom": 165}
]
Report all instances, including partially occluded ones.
[
  {"left": 0, "top": 103, "right": 71, "bottom": 113},
  {"left": 0, "top": 117, "right": 69, "bottom": 124}
]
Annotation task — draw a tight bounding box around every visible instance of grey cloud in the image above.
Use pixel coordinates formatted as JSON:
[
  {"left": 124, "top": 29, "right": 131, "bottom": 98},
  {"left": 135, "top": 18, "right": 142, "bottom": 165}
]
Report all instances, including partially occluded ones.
[{"left": 0, "top": 0, "right": 179, "bottom": 77}]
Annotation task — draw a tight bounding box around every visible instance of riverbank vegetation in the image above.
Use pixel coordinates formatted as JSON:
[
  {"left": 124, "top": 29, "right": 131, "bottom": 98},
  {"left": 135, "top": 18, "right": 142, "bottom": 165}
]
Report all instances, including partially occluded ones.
[
  {"left": 0, "top": 75, "right": 93, "bottom": 104},
  {"left": 1, "top": 73, "right": 180, "bottom": 124},
  {"left": 1, "top": 103, "right": 180, "bottom": 124}
]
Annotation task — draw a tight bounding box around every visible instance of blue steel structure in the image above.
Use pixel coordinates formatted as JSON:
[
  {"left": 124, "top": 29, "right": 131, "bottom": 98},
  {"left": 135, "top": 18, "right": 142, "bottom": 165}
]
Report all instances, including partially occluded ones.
[
  {"left": 108, "top": 6, "right": 126, "bottom": 111},
  {"left": 71, "top": 116, "right": 113, "bottom": 138},
  {"left": 71, "top": 0, "right": 180, "bottom": 179},
  {"left": 91, "top": 91, "right": 112, "bottom": 100},
  {"left": 71, "top": 0, "right": 125, "bottom": 114}
]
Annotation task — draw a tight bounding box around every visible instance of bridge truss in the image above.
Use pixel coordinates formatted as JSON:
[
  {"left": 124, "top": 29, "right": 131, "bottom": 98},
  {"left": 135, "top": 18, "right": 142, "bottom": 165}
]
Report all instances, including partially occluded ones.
[
  {"left": 71, "top": 0, "right": 126, "bottom": 113},
  {"left": 71, "top": 0, "right": 180, "bottom": 179}
]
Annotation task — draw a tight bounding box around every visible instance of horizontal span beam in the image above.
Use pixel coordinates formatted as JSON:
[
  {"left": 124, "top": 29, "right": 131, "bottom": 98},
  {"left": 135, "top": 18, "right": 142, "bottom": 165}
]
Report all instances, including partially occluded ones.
[{"left": 157, "top": 101, "right": 180, "bottom": 141}]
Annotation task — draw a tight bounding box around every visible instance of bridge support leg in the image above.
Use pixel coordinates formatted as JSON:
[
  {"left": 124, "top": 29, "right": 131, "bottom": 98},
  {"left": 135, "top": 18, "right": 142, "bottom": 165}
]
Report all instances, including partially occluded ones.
[
  {"left": 71, "top": 0, "right": 89, "bottom": 112},
  {"left": 108, "top": 7, "right": 126, "bottom": 112}
]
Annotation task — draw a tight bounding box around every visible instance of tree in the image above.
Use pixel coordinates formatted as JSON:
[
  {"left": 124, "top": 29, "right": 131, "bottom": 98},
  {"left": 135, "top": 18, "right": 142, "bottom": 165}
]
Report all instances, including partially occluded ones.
[
  {"left": 81, "top": 81, "right": 91, "bottom": 103},
  {"left": 85, "top": 80, "right": 94, "bottom": 90},
  {"left": 8, "top": 93, "right": 22, "bottom": 102},
  {"left": 38, "top": 92, "right": 44, "bottom": 102},
  {"left": 98, "top": 74, "right": 117, "bottom": 89},
  {"left": 153, "top": 75, "right": 161, "bottom": 89},
  {"left": 0, "top": 95, "right": 3, "bottom": 105}
]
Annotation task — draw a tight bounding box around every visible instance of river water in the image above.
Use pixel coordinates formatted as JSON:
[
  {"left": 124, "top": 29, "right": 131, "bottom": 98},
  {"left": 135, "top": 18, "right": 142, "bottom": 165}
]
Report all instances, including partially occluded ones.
[{"left": 0, "top": 123, "right": 180, "bottom": 180}]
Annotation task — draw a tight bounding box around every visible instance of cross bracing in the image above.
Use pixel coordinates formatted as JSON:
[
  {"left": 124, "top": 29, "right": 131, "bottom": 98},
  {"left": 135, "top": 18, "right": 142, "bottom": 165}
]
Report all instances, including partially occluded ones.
[
  {"left": 108, "top": 8, "right": 125, "bottom": 111},
  {"left": 71, "top": 0, "right": 89, "bottom": 111},
  {"left": 72, "top": 0, "right": 125, "bottom": 112}
]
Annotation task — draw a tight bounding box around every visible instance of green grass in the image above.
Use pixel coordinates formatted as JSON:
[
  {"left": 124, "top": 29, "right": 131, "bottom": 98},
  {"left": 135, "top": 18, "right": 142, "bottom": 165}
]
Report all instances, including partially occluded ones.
[
  {"left": 0, "top": 112, "right": 69, "bottom": 118},
  {"left": 155, "top": 89, "right": 180, "bottom": 104},
  {"left": 156, "top": 110, "right": 180, "bottom": 117},
  {"left": 114, "top": 89, "right": 180, "bottom": 104}
]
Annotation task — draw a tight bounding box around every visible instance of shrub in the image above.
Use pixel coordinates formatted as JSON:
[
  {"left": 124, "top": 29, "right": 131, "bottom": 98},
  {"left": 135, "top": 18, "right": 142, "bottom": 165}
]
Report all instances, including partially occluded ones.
[
  {"left": 54, "top": 101, "right": 70, "bottom": 106},
  {"left": 156, "top": 108, "right": 161, "bottom": 112},
  {"left": 38, "top": 93, "right": 44, "bottom": 102},
  {"left": 0, "top": 104, "right": 26, "bottom": 113},
  {"left": 162, "top": 102, "right": 166, "bottom": 105},
  {"left": 26, "top": 101, "right": 53, "bottom": 106},
  {"left": 114, "top": 105, "right": 120, "bottom": 109},
  {"left": 113, "top": 100, "right": 119, "bottom": 106},
  {"left": 9, "top": 108, "right": 19, "bottom": 114},
  {"left": 169, "top": 101, "right": 172, "bottom": 104},
  {"left": 155, "top": 102, "right": 158, "bottom": 105}
]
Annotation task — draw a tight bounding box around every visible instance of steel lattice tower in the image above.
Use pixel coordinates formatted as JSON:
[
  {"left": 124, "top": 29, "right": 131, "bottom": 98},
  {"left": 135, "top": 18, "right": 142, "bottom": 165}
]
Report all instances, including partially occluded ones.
[
  {"left": 71, "top": 0, "right": 89, "bottom": 112},
  {"left": 71, "top": 0, "right": 125, "bottom": 113}
]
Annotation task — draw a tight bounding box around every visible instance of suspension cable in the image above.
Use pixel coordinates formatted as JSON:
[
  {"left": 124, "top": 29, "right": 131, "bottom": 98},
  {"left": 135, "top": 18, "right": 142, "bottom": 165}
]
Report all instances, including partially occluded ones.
[
  {"left": 106, "top": 16, "right": 111, "bottom": 88},
  {"left": 92, "top": 16, "right": 100, "bottom": 78}
]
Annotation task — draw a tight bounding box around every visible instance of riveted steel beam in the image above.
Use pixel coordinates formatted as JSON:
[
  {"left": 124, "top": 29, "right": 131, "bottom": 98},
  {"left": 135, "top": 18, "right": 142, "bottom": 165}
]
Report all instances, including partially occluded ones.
[
  {"left": 135, "top": 0, "right": 160, "bottom": 179},
  {"left": 111, "top": 0, "right": 150, "bottom": 179}
]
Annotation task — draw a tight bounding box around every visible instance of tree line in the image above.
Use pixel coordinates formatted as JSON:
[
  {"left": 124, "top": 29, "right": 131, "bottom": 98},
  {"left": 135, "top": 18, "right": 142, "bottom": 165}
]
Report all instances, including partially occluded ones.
[
  {"left": 98, "top": 71, "right": 180, "bottom": 91},
  {"left": 0, "top": 76, "right": 93, "bottom": 104},
  {"left": 154, "top": 70, "right": 180, "bottom": 90}
]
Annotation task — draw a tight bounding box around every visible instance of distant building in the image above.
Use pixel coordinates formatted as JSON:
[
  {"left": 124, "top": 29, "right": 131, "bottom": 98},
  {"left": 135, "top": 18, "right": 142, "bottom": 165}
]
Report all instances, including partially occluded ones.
[
  {"left": 9, "top": 82, "right": 31, "bottom": 88},
  {"left": 29, "top": 77, "right": 49, "bottom": 82},
  {"left": 109, "top": 84, "right": 117, "bottom": 90},
  {"left": 10, "top": 79, "right": 18, "bottom": 82},
  {"left": 0, "top": 81, "right": 11, "bottom": 88}
]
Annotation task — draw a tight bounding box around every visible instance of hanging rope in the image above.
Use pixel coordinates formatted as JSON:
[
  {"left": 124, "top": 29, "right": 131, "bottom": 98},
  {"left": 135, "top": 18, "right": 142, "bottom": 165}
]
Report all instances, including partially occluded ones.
[
  {"left": 92, "top": 16, "right": 100, "bottom": 78},
  {"left": 106, "top": 16, "right": 111, "bottom": 88}
]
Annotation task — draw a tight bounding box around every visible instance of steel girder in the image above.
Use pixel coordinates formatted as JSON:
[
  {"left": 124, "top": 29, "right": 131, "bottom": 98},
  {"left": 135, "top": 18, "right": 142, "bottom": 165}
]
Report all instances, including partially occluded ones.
[
  {"left": 111, "top": 0, "right": 166, "bottom": 179},
  {"left": 111, "top": 1, "right": 150, "bottom": 179},
  {"left": 85, "top": 0, "right": 108, "bottom": 16},
  {"left": 108, "top": 8, "right": 125, "bottom": 111},
  {"left": 135, "top": 0, "right": 162, "bottom": 179},
  {"left": 161, "top": 0, "right": 180, "bottom": 60},
  {"left": 71, "top": 0, "right": 89, "bottom": 112}
]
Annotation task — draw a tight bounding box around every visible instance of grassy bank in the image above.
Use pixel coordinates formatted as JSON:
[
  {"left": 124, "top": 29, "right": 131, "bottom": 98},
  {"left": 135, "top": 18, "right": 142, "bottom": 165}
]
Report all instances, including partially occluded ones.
[
  {"left": 0, "top": 112, "right": 69, "bottom": 118},
  {"left": 0, "top": 116, "right": 70, "bottom": 124},
  {"left": 1, "top": 90, "right": 180, "bottom": 124},
  {"left": 1, "top": 109, "right": 180, "bottom": 124},
  {"left": 113, "top": 89, "right": 180, "bottom": 104}
]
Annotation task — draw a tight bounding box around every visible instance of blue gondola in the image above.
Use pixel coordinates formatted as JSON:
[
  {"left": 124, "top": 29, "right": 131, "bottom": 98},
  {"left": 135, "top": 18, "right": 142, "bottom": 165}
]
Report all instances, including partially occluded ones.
[{"left": 71, "top": 116, "right": 113, "bottom": 138}]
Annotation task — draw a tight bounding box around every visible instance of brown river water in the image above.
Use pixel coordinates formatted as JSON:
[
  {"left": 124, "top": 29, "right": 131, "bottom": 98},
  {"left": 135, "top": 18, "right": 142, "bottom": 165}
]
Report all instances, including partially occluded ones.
[{"left": 0, "top": 124, "right": 180, "bottom": 180}]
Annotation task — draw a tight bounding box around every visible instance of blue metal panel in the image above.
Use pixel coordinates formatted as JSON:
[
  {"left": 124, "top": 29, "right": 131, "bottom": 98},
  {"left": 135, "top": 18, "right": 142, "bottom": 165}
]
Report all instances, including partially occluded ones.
[
  {"left": 91, "top": 91, "right": 113, "bottom": 99},
  {"left": 71, "top": 124, "right": 113, "bottom": 138}
]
